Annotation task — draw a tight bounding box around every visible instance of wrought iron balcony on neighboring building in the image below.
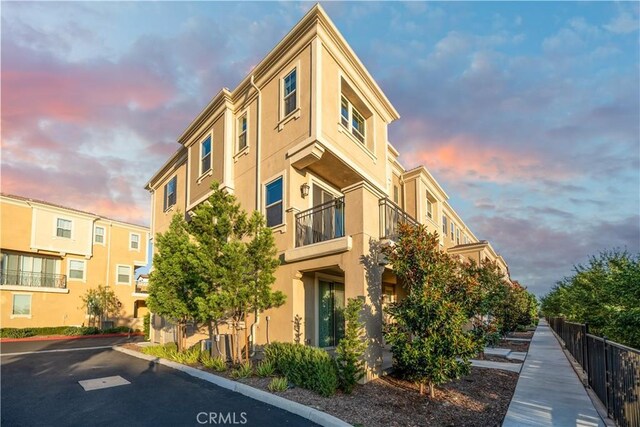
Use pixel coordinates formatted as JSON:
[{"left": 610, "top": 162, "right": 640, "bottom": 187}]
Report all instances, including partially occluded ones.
[
  {"left": 295, "top": 197, "right": 346, "bottom": 247},
  {"left": 0, "top": 270, "right": 67, "bottom": 289},
  {"left": 379, "top": 197, "right": 419, "bottom": 241}
]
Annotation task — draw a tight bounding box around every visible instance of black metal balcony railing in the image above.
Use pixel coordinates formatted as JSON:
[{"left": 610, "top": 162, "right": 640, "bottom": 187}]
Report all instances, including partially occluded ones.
[
  {"left": 379, "top": 197, "right": 419, "bottom": 241},
  {"left": 295, "top": 197, "right": 345, "bottom": 247},
  {"left": 0, "top": 270, "right": 67, "bottom": 289}
]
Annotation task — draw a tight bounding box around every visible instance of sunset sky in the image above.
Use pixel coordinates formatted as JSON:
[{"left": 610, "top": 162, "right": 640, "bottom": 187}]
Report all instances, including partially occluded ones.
[{"left": 2, "top": 2, "right": 638, "bottom": 296}]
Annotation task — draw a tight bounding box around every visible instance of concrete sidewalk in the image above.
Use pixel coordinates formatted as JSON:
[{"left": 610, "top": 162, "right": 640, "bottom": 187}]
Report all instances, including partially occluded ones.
[{"left": 502, "top": 319, "right": 605, "bottom": 427}]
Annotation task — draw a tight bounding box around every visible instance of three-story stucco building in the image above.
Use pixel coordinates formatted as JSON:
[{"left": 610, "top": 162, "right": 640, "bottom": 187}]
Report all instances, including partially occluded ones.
[
  {"left": 146, "top": 4, "right": 511, "bottom": 380},
  {"left": 0, "top": 194, "right": 150, "bottom": 329}
]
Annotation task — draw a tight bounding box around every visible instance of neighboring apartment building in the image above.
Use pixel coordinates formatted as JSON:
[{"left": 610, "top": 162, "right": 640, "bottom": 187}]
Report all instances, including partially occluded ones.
[
  {"left": 0, "top": 194, "right": 150, "bottom": 329},
  {"left": 146, "top": 4, "right": 512, "bottom": 380}
]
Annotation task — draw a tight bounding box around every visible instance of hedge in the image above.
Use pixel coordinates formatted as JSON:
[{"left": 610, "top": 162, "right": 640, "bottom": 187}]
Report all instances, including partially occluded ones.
[{"left": 0, "top": 325, "right": 137, "bottom": 339}]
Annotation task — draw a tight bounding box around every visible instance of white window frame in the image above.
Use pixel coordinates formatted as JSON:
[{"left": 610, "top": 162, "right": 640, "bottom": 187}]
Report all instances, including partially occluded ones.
[
  {"left": 199, "top": 134, "right": 212, "bottom": 177},
  {"left": 340, "top": 95, "right": 366, "bottom": 144},
  {"left": 116, "top": 264, "right": 132, "bottom": 285},
  {"left": 67, "top": 258, "right": 86, "bottom": 282},
  {"left": 264, "top": 174, "right": 285, "bottom": 229},
  {"left": 456, "top": 228, "right": 460, "bottom": 245},
  {"left": 11, "top": 293, "right": 32, "bottom": 318},
  {"left": 56, "top": 218, "right": 72, "bottom": 239},
  {"left": 164, "top": 175, "right": 177, "bottom": 211},
  {"left": 129, "top": 233, "right": 140, "bottom": 251},
  {"left": 282, "top": 68, "right": 297, "bottom": 118},
  {"left": 237, "top": 113, "right": 248, "bottom": 153},
  {"left": 94, "top": 226, "right": 105, "bottom": 245},
  {"left": 426, "top": 191, "right": 433, "bottom": 220},
  {"left": 442, "top": 215, "right": 447, "bottom": 236},
  {"left": 451, "top": 222, "right": 455, "bottom": 240}
]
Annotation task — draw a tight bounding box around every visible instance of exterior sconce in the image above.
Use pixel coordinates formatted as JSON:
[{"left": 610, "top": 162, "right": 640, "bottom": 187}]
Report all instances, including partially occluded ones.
[{"left": 300, "top": 183, "right": 310, "bottom": 198}]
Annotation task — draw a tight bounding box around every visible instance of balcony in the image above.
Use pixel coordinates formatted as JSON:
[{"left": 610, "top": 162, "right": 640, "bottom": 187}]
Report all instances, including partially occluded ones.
[
  {"left": 296, "top": 197, "right": 345, "bottom": 247},
  {"left": 379, "top": 198, "right": 418, "bottom": 241},
  {"left": 135, "top": 282, "right": 149, "bottom": 295},
  {"left": 0, "top": 270, "right": 67, "bottom": 289}
]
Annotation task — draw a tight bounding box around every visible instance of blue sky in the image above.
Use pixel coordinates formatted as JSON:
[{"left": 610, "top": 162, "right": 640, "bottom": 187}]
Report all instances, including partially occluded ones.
[{"left": 2, "top": 1, "right": 638, "bottom": 296}]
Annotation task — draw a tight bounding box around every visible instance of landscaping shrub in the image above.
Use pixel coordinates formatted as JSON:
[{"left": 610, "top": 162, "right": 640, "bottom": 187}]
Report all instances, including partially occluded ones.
[
  {"left": 263, "top": 342, "right": 338, "bottom": 396},
  {"left": 173, "top": 346, "right": 201, "bottom": 365},
  {"left": 64, "top": 326, "right": 100, "bottom": 336},
  {"left": 0, "top": 328, "right": 35, "bottom": 338},
  {"left": 268, "top": 377, "right": 288, "bottom": 392},
  {"left": 143, "top": 313, "right": 151, "bottom": 340},
  {"left": 335, "top": 298, "right": 367, "bottom": 394},
  {"left": 0, "top": 325, "right": 137, "bottom": 339},
  {"left": 230, "top": 361, "right": 253, "bottom": 379},
  {"left": 200, "top": 353, "right": 227, "bottom": 372},
  {"left": 255, "top": 359, "right": 275, "bottom": 377}
]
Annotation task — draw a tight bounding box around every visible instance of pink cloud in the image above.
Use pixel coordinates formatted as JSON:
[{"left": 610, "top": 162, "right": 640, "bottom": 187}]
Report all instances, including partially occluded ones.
[{"left": 397, "top": 119, "right": 572, "bottom": 183}]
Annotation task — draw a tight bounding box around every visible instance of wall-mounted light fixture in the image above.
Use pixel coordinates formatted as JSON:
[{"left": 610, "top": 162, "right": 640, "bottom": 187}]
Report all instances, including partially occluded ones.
[{"left": 300, "top": 183, "right": 310, "bottom": 198}]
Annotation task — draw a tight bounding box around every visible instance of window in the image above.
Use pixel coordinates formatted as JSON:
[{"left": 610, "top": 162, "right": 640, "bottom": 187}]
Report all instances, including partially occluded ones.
[
  {"left": 451, "top": 222, "right": 455, "bottom": 240},
  {"left": 200, "top": 136, "right": 212, "bottom": 175},
  {"left": 442, "top": 216, "right": 448, "bottom": 236},
  {"left": 265, "top": 177, "right": 283, "bottom": 228},
  {"left": 340, "top": 96, "right": 366, "bottom": 144},
  {"left": 283, "top": 69, "right": 297, "bottom": 116},
  {"left": 56, "top": 219, "right": 71, "bottom": 238},
  {"left": 393, "top": 185, "right": 399, "bottom": 204},
  {"left": 426, "top": 191, "right": 433, "bottom": 219},
  {"left": 12, "top": 294, "right": 31, "bottom": 316},
  {"left": 117, "top": 265, "right": 132, "bottom": 285},
  {"left": 318, "top": 280, "right": 345, "bottom": 347},
  {"left": 340, "top": 97, "right": 349, "bottom": 127},
  {"left": 456, "top": 228, "right": 460, "bottom": 245},
  {"left": 2, "top": 253, "right": 59, "bottom": 287},
  {"left": 464, "top": 235, "right": 469, "bottom": 245},
  {"left": 237, "top": 115, "right": 247, "bottom": 151},
  {"left": 163, "top": 176, "right": 177, "bottom": 211},
  {"left": 69, "top": 259, "right": 85, "bottom": 280},
  {"left": 94, "top": 226, "right": 105, "bottom": 244},
  {"left": 130, "top": 233, "right": 140, "bottom": 250}
]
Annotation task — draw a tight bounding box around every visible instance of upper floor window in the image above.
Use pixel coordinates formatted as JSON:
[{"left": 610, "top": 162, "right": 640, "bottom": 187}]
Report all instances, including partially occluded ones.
[
  {"left": 94, "top": 226, "right": 105, "bottom": 244},
  {"left": 393, "top": 185, "right": 399, "bottom": 204},
  {"left": 200, "top": 136, "right": 212, "bottom": 175},
  {"left": 56, "top": 219, "right": 72, "bottom": 238},
  {"left": 340, "top": 96, "right": 366, "bottom": 144},
  {"left": 283, "top": 69, "right": 297, "bottom": 116},
  {"left": 130, "top": 233, "right": 140, "bottom": 251},
  {"left": 237, "top": 115, "right": 247, "bottom": 152},
  {"left": 464, "top": 235, "right": 469, "bottom": 245},
  {"left": 265, "top": 176, "right": 283, "bottom": 228},
  {"left": 69, "top": 259, "right": 85, "bottom": 280},
  {"left": 442, "top": 216, "right": 447, "bottom": 236},
  {"left": 164, "top": 176, "right": 177, "bottom": 211},
  {"left": 456, "top": 228, "right": 460, "bottom": 245},
  {"left": 117, "top": 265, "right": 132, "bottom": 285},
  {"left": 426, "top": 191, "right": 434, "bottom": 220},
  {"left": 450, "top": 222, "right": 455, "bottom": 240}
]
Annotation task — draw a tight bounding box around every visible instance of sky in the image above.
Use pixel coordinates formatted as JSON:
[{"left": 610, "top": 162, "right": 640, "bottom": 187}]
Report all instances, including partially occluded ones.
[{"left": 2, "top": 1, "right": 639, "bottom": 296}]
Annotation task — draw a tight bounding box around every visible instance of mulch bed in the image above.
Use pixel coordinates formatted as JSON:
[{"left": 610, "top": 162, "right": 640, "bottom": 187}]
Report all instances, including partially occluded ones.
[
  {"left": 495, "top": 339, "right": 530, "bottom": 352},
  {"left": 122, "top": 344, "right": 518, "bottom": 427},
  {"left": 506, "top": 331, "right": 534, "bottom": 339},
  {"left": 235, "top": 368, "right": 518, "bottom": 427}
]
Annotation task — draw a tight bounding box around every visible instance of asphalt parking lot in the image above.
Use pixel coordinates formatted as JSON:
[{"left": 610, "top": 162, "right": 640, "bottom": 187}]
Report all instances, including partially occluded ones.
[{"left": 1, "top": 337, "right": 315, "bottom": 427}]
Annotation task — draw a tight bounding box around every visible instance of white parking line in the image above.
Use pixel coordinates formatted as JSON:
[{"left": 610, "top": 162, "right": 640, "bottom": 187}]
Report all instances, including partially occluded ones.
[{"left": 0, "top": 345, "right": 113, "bottom": 357}]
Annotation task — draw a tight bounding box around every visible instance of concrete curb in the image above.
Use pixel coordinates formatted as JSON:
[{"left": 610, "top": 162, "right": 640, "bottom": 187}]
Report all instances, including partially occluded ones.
[
  {"left": 112, "top": 346, "right": 350, "bottom": 427},
  {"left": 1, "top": 332, "right": 144, "bottom": 343}
]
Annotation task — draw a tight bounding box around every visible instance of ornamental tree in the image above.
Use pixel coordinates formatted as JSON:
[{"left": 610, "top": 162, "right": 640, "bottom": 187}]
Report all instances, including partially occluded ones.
[
  {"left": 147, "top": 213, "right": 201, "bottom": 351},
  {"left": 335, "top": 297, "right": 367, "bottom": 393},
  {"left": 384, "top": 224, "right": 480, "bottom": 398}
]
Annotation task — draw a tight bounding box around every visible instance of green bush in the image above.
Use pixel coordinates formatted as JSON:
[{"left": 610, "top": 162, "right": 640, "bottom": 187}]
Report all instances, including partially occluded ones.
[
  {"left": 101, "top": 326, "right": 132, "bottom": 334},
  {"left": 230, "top": 361, "right": 253, "bottom": 379},
  {"left": 0, "top": 325, "right": 138, "bottom": 339},
  {"left": 142, "top": 343, "right": 202, "bottom": 365},
  {"left": 200, "top": 353, "right": 227, "bottom": 372},
  {"left": 173, "top": 346, "right": 201, "bottom": 365},
  {"left": 255, "top": 359, "right": 275, "bottom": 377},
  {"left": 335, "top": 298, "right": 367, "bottom": 394},
  {"left": 0, "top": 328, "right": 35, "bottom": 338},
  {"left": 64, "top": 326, "right": 100, "bottom": 336},
  {"left": 143, "top": 313, "right": 151, "bottom": 340},
  {"left": 268, "top": 377, "right": 288, "bottom": 392},
  {"left": 263, "top": 342, "right": 338, "bottom": 396}
]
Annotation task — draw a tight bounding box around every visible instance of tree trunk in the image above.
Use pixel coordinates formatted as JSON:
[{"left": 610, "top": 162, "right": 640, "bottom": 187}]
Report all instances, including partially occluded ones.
[
  {"left": 419, "top": 383, "right": 425, "bottom": 395},
  {"left": 208, "top": 322, "right": 214, "bottom": 358},
  {"left": 429, "top": 382, "right": 435, "bottom": 398},
  {"left": 176, "top": 323, "right": 183, "bottom": 352},
  {"left": 244, "top": 312, "right": 249, "bottom": 363}
]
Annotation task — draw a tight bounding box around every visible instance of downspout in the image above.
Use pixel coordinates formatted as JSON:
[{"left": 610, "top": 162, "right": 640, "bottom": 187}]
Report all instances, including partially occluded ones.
[{"left": 249, "top": 75, "right": 262, "bottom": 356}]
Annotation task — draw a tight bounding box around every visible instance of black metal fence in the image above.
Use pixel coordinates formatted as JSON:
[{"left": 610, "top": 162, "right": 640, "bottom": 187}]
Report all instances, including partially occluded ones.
[
  {"left": 548, "top": 317, "right": 640, "bottom": 427},
  {"left": 379, "top": 197, "right": 418, "bottom": 241},
  {"left": 0, "top": 269, "right": 67, "bottom": 289},
  {"left": 295, "top": 197, "right": 345, "bottom": 247}
]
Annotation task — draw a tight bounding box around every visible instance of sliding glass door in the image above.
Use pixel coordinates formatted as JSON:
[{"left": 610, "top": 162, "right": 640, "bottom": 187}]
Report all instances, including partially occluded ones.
[{"left": 318, "top": 280, "right": 345, "bottom": 348}]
